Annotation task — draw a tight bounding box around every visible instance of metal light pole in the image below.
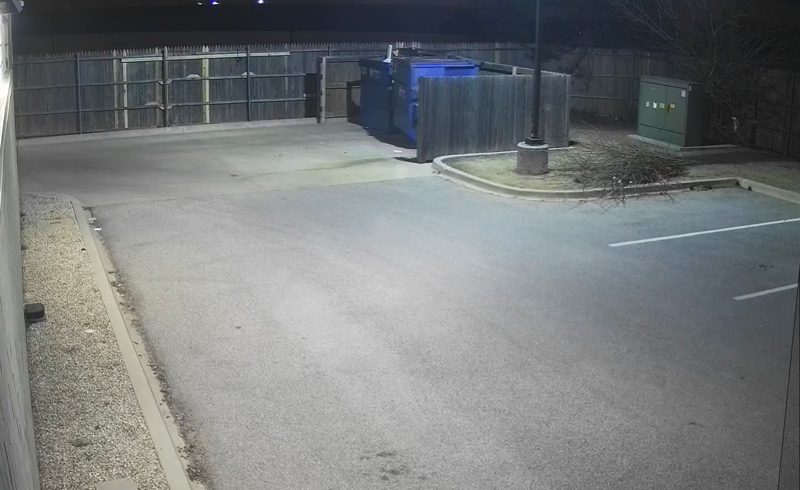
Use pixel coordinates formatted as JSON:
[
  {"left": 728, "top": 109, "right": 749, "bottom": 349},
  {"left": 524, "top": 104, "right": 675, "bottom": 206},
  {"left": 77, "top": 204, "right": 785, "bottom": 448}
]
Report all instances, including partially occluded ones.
[
  {"left": 525, "top": 0, "right": 543, "bottom": 145},
  {"left": 516, "top": 0, "right": 549, "bottom": 175}
]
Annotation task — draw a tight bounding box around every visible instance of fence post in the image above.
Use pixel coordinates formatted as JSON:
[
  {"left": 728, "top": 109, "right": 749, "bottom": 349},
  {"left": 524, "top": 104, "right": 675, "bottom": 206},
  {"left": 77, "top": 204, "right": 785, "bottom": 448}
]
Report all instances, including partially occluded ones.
[
  {"left": 787, "top": 72, "right": 797, "bottom": 158},
  {"left": 612, "top": 52, "right": 619, "bottom": 118},
  {"left": 112, "top": 49, "right": 119, "bottom": 129},
  {"left": 752, "top": 77, "right": 760, "bottom": 147},
  {"left": 74, "top": 53, "right": 82, "bottom": 134},
  {"left": 246, "top": 45, "right": 252, "bottom": 122},
  {"left": 122, "top": 49, "right": 129, "bottom": 129},
  {"left": 628, "top": 53, "right": 637, "bottom": 120},
  {"left": 202, "top": 46, "right": 210, "bottom": 124},
  {"left": 317, "top": 57, "right": 326, "bottom": 123},
  {"left": 161, "top": 46, "right": 169, "bottom": 127}
]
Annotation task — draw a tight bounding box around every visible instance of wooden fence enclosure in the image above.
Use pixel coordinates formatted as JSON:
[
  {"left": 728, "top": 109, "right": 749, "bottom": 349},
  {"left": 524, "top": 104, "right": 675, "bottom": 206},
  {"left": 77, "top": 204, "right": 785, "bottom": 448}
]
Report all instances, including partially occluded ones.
[
  {"left": 317, "top": 56, "right": 571, "bottom": 161},
  {"left": 416, "top": 69, "right": 571, "bottom": 162},
  {"left": 417, "top": 75, "right": 532, "bottom": 162}
]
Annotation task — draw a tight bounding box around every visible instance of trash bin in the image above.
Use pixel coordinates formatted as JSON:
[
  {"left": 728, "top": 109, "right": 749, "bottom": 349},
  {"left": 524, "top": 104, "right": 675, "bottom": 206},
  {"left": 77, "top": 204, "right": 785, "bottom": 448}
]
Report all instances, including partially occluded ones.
[{"left": 391, "top": 57, "right": 479, "bottom": 142}]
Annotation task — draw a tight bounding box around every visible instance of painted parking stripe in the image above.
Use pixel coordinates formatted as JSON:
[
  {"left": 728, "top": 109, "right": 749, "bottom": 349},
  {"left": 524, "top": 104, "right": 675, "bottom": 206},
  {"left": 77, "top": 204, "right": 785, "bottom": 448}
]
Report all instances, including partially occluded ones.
[
  {"left": 734, "top": 284, "right": 798, "bottom": 301},
  {"left": 609, "top": 217, "right": 800, "bottom": 247}
]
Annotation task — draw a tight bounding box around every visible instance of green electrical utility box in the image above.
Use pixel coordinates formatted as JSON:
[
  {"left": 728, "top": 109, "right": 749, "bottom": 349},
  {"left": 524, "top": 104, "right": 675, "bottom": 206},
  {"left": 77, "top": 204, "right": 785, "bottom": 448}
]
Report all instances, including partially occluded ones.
[{"left": 638, "top": 76, "right": 703, "bottom": 147}]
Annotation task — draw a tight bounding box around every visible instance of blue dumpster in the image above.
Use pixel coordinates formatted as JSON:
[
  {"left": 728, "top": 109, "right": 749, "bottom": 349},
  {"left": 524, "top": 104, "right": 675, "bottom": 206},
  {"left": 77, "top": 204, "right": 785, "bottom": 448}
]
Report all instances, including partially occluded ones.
[
  {"left": 392, "top": 57, "right": 479, "bottom": 142},
  {"left": 359, "top": 58, "right": 394, "bottom": 133}
]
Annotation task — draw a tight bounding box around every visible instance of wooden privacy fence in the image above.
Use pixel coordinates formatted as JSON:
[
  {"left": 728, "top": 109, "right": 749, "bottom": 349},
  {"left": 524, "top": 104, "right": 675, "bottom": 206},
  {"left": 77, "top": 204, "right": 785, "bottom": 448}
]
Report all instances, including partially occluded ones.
[
  {"left": 13, "top": 45, "right": 324, "bottom": 137},
  {"left": 478, "top": 62, "right": 571, "bottom": 147},
  {"left": 417, "top": 75, "right": 532, "bottom": 162},
  {"left": 542, "top": 47, "right": 674, "bottom": 120},
  {"left": 416, "top": 66, "right": 570, "bottom": 162},
  {"left": 13, "top": 41, "right": 536, "bottom": 138}
]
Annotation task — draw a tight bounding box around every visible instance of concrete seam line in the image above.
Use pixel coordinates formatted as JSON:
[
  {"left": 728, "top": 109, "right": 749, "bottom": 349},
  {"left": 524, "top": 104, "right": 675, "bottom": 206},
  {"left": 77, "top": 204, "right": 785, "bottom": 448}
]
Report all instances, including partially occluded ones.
[
  {"left": 69, "top": 198, "right": 194, "bottom": 490},
  {"left": 19, "top": 117, "right": 319, "bottom": 147},
  {"left": 432, "top": 155, "right": 740, "bottom": 201}
]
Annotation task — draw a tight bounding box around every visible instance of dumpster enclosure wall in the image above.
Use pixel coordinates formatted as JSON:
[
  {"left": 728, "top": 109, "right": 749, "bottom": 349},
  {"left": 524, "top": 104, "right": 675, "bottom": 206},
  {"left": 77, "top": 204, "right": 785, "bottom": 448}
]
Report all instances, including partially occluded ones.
[{"left": 416, "top": 68, "right": 571, "bottom": 162}]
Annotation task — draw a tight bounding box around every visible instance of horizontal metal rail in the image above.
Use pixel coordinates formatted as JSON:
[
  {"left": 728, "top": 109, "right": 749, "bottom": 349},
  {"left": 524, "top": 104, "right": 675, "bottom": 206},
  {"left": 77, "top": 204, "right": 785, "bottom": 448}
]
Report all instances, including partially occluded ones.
[
  {"left": 15, "top": 79, "right": 162, "bottom": 91},
  {"left": 17, "top": 94, "right": 309, "bottom": 116},
  {"left": 170, "top": 96, "right": 308, "bottom": 108},
  {"left": 16, "top": 73, "right": 308, "bottom": 92},
  {"left": 17, "top": 104, "right": 161, "bottom": 117},
  {"left": 170, "top": 73, "right": 306, "bottom": 82}
]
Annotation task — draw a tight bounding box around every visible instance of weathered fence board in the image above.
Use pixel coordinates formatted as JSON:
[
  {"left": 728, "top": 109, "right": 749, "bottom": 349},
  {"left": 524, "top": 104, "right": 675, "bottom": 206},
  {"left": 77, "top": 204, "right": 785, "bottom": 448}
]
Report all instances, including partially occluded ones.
[
  {"left": 479, "top": 62, "right": 571, "bottom": 148},
  {"left": 416, "top": 68, "right": 571, "bottom": 162},
  {"left": 417, "top": 75, "right": 533, "bottom": 162},
  {"left": 322, "top": 56, "right": 368, "bottom": 120}
]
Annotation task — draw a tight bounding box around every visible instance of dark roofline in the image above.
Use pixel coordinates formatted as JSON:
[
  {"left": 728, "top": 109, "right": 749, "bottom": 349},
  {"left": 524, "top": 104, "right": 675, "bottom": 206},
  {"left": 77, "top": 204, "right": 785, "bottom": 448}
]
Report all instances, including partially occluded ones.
[{"left": 0, "top": 0, "right": 23, "bottom": 14}]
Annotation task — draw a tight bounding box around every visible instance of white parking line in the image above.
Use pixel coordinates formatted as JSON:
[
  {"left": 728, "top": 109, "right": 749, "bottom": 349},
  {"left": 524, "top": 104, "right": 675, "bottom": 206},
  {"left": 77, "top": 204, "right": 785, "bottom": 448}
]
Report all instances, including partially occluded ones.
[
  {"left": 609, "top": 217, "right": 800, "bottom": 247},
  {"left": 734, "top": 284, "right": 798, "bottom": 301}
]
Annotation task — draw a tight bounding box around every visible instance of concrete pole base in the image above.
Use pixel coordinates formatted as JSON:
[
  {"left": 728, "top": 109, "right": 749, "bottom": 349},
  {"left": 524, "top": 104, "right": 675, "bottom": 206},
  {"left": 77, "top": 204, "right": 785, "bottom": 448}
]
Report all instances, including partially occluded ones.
[{"left": 515, "top": 142, "right": 550, "bottom": 175}]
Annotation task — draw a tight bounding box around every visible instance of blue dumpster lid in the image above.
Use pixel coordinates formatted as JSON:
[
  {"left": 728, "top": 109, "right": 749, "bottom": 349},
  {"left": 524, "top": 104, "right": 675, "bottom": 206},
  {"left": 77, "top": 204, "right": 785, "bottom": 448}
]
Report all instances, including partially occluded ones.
[
  {"left": 396, "top": 57, "right": 477, "bottom": 67},
  {"left": 360, "top": 57, "right": 392, "bottom": 65}
]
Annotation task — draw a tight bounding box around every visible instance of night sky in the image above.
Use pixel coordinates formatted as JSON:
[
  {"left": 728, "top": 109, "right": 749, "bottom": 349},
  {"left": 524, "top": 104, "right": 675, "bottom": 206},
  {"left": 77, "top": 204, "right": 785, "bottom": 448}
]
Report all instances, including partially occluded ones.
[{"left": 13, "top": 0, "right": 622, "bottom": 45}]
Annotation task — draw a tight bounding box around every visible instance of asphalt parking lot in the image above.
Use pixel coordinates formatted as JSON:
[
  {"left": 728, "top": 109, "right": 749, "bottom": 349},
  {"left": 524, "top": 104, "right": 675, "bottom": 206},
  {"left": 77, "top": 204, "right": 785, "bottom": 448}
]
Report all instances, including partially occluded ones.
[{"left": 20, "top": 123, "right": 800, "bottom": 489}]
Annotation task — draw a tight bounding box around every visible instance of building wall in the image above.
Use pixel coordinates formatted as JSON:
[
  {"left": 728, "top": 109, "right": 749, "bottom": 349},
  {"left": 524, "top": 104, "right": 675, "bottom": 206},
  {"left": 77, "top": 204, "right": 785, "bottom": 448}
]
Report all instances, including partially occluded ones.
[{"left": 0, "top": 10, "right": 40, "bottom": 490}]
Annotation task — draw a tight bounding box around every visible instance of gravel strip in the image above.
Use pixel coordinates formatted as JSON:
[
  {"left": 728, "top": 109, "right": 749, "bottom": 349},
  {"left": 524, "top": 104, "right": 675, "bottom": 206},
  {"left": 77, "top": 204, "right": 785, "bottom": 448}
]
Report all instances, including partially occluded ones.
[{"left": 22, "top": 193, "right": 169, "bottom": 490}]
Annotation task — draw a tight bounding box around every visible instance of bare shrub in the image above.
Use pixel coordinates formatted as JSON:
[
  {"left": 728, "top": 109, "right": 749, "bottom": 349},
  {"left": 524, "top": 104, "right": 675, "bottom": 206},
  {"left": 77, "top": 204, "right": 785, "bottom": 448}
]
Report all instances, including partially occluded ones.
[{"left": 561, "top": 140, "right": 693, "bottom": 200}]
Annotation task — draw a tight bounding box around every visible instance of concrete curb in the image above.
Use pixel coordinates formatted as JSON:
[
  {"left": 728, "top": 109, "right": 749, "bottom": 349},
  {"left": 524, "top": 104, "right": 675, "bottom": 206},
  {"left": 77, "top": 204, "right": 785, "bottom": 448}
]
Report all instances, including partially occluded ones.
[
  {"left": 69, "top": 197, "right": 195, "bottom": 490},
  {"left": 432, "top": 153, "right": 741, "bottom": 201},
  {"left": 20, "top": 118, "right": 318, "bottom": 147},
  {"left": 738, "top": 178, "right": 800, "bottom": 206}
]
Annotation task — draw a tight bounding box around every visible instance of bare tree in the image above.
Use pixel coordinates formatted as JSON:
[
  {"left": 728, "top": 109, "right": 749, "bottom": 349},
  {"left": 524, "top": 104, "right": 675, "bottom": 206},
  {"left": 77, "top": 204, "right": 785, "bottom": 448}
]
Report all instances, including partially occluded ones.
[{"left": 611, "top": 0, "right": 800, "bottom": 143}]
